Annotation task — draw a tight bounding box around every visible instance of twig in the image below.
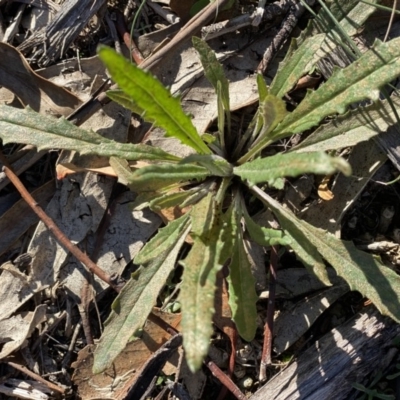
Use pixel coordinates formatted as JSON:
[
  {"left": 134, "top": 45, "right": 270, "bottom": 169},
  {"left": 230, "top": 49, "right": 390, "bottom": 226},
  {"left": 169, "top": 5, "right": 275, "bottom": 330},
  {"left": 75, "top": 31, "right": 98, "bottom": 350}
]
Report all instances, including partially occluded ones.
[
  {"left": 114, "top": 10, "right": 144, "bottom": 64},
  {"left": 0, "top": 151, "right": 124, "bottom": 293},
  {"left": 383, "top": 0, "right": 397, "bottom": 42},
  {"left": 201, "top": 12, "right": 256, "bottom": 40},
  {"left": 61, "top": 322, "right": 82, "bottom": 369},
  {"left": 256, "top": 0, "right": 309, "bottom": 74},
  {"left": 79, "top": 280, "right": 94, "bottom": 345},
  {"left": 206, "top": 359, "right": 247, "bottom": 400},
  {"left": 6, "top": 361, "right": 65, "bottom": 395},
  {"left": 259, "top": 245, "right": 278, "bottom": 381}
]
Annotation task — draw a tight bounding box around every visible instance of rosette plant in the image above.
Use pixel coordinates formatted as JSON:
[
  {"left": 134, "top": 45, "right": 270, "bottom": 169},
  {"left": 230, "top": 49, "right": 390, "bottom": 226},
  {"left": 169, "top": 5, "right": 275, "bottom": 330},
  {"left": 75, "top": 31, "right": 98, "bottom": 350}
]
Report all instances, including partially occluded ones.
[{"left": 2, "top": 2, "right": 400, "bottom": 373}]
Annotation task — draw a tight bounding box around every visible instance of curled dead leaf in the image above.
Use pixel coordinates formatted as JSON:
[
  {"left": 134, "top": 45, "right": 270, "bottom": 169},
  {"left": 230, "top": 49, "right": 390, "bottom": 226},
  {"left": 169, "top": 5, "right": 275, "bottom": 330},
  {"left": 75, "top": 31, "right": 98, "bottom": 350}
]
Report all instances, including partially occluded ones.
[{"left": 318, "top": 175, "right": 334, "bottom": 201}]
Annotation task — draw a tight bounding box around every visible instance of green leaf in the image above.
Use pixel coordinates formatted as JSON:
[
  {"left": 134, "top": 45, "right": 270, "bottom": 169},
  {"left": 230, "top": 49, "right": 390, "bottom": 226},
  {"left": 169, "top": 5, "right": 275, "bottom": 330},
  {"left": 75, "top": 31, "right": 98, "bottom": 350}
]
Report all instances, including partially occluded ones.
[
  {"left": 92, "top": 222, "right": 190, "bottom": 374},
  {"left": 242, "top": 206, "right": 290, "bottom": 247},
  {"left": 125, "top": 163, "right": 211, "bottom": 192},
  {"left": 254, "top": 188, "right": 400, "bottom": 323},
  {"left": 134, "top": 213, "right": 191, "bottom": 265},
  {"left": 109, "top": 157, "right": 134, "bottom": 186},
  {"left": 252, "top": 93, "right": 288, "bottom": 144},
  {"left": 180, "top": 154, "right": 233, "bottom": 177},
  {"left": 314, "top": 0, "right": 378, "bottom": 37},
  {"left": 107, "top": 89, "right": 147, "bottom": 116},
  {"left": 257, "top": 73, "right": 268, "bottom": 102},
  {"left": 98, "top": 46, "right": 211, "bottom": 155},
  {"left": 294, "top": 0, "right": 377, "bottom": 69},
  {"left": 234, "top": 152, "right": 351, "bottom": 185},
  {"left": 284, "top": 229, "right": 330, "bottom": 286},
  {"left": 292, "top": 97, "right": 400, "bottom": 153},
  {"left": 149, "top": 190, "right": 196, "bottom": 212},
  {"left": 270, "top": 1, "right": 378, "bottom": 100},
  {"left": 192, "top": 37, "right": 230, "bottom": 111},
  {"left": 217, "top": 81, "right": 226, "bottom": 148},
  {"left": 271, "top": 37, "right": 400, "bottom": 140},
  {"left": 0, "top": 105, "right": 180, "bottom": 162},
  {"left": 180, "top": 194, "right": 233, "bottom": 371},
  {"left": 269, "top": 34, "right": 326, "bottom": 99},
  {"left": 227, "top": 206, "right": 258, "bottom": 341}
]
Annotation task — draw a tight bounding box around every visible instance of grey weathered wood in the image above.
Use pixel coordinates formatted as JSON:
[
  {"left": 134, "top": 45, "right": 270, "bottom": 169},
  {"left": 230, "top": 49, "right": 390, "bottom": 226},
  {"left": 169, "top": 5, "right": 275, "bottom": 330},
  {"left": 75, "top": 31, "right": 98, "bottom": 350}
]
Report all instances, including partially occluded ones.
[
  {"left": 250, "top": 309, "right": 400, "bottom": 400},
  {"left": 18, "top": 0, "right": 106, "bottom": 66}
]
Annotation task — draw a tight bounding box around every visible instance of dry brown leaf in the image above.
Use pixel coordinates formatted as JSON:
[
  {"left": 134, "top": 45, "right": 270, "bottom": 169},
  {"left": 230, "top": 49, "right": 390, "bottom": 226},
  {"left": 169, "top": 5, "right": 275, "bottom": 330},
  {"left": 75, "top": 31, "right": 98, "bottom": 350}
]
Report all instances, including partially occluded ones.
[
  {"left": 0, "top": 305, "right": 46, "bottom": 359},
  {"left": 0, "top": 42, "right": 81, "bottom": 116},
  {"left": 72, "top": 309, "right": 181, "bottom": 399},
  {"left": 318, "top": 175, "right": 334, "bottom": 201},
  {"left": 0, "top": 179, "right": 55, "bottom": 257}
]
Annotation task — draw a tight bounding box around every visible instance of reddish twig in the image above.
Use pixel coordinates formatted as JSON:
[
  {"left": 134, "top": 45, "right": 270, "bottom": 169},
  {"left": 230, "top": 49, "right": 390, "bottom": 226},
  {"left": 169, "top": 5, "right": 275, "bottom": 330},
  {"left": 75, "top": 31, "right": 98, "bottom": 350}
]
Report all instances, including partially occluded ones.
[
  {"left": 79, "top": 279, "right": 94, "bottom": 345},
  {"left": 0, "top": 151, "right": 124, "bottom": 293},
  {"left": 7, "top": 361, "right": 65, "bottom": 395},
  {"left": 215, "top": 273, "right": 238, "bottom": 400},
  {"left": 259, "top": 245, "right": 279, "bottom": 381},
  {"left": 207, "top": 359, "right": 246, "bottom": 400},
  {"left": 114, "top": 10, "right": 144, "bottom": 64}
]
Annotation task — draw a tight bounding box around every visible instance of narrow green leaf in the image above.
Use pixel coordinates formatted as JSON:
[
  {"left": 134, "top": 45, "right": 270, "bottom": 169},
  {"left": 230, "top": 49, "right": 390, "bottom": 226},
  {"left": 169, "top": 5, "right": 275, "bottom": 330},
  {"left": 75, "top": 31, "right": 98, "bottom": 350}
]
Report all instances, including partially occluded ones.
[
  {"left": 254, "top": 188, "right": 400, "bottom": 323},
  {"left": 257, "top": 73, "right": 268, "bottom": 102},
  {"left": 92, "top": 223, "right": 190, "bottom": 374},
  {"left": 0, "top": 105, "right": 180, "bottom": 162},
  {"left": 126, "top": 163, "right": 210, "bottom": 192},
  {"left": 314, "top": 0, "right": 378, "bottom": 38},
  {"left": 134, "top": 213, "right": 191, "bottom": 265},
  {"left": 217, "top": 81, "right": 226, "bottom": 149},
  {"left": 180, "top": 154, "right": 233, "bottom": 177},
  {"left": 234, "top": 152, "right": 351, "bottom": 185},
  {"left": 192, "top": 37, "right": 230, "bottom": 111},
  {"left": 228, "top": 238, "right": 258, "bottom": 341},
  {"left": 98, "top": 46, "right": 211, "bottom": 155},
  {"left": 284, "top": 229, "right": 330, "bottom": 285},
  {"left": 180, "top": 194, "right": 233, "bottom": 371},
  {"left": 242, "top": 206, "right": 290, "bottom": 247},
  {"left": 109, "top": 157, "right": 133, "bottom": 186},
  {"left": 107, "top": 89, "right": 147, "bottom": 116},
  {"left": 149, "top": 190, "right": 196, "bottom": 212},
  {"left": 253, "top": 94, "right": 288, "bottom": 142},
  {"left": 294, "top": 0, "right": 378, "bottom": 72},
  {"left": 227, "top": 206, "right": 258, "bottom": 341},
  {"left": 269, "top": 34, "right": 326, "bottom": 99},
  {"left": 272, "top": 0, "right": 378, "bottom": 102},
  {"left": 292, "top": 97, "right": 400, "bottom": 153},
  {"left": 271, "top": 37, "right": 400, "bottom": 140},
  {"left": 239, "top": 92, "right": 288, "bottom": 163}
]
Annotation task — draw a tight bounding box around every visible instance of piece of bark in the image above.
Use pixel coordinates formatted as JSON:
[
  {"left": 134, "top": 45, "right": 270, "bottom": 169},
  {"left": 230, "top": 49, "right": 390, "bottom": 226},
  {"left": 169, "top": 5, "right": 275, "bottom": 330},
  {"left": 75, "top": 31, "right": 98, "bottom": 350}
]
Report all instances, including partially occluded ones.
[
  {"left": 250, "top": 308, "right": 400, "bottom": 400},
  {"left": 18, "top": 0, "right": 106, "bottom": 66}
]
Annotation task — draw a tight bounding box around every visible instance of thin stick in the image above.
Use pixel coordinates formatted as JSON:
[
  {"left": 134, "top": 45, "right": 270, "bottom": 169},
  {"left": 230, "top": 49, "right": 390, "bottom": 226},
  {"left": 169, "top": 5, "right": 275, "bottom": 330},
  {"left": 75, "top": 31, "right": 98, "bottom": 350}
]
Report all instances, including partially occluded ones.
[
  {"left": 0, "top": 151, "right": 124, "bottom": 293},
  {"left": 115, "top": 10, "right": 144, "bottom": 64},
  {"left": 7, "top": 361, "right": 65, "bottom": 395},
  {"left": 259, "top": 245, "right": 278, "bottom": 381},
  {"left": 257, "top": 1, "right": 307, "bottom": 74},
  {"left": 207, "top": 359, "right": 247, "bottom": 400}
]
